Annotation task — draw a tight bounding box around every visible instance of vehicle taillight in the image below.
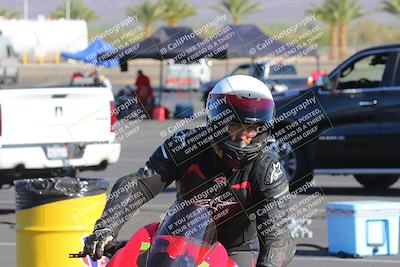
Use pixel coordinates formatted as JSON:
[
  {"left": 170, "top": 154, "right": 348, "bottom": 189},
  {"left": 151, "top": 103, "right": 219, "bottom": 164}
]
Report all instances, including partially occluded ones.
[
  {"left": 306, "top": 76, "right": 314, "bottom": 87},
  {"left": 110, "top": 101, "right": 117, "bottom": 132},
  {"left": 72, "top": 72, "right": 84, "bottom": 79}
]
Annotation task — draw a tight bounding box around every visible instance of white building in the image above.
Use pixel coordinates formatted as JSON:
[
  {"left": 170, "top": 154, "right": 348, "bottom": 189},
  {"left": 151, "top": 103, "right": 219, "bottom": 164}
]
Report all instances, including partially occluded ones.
[{"left": 0, "top": 16, "right": 88, "bottom": 57}]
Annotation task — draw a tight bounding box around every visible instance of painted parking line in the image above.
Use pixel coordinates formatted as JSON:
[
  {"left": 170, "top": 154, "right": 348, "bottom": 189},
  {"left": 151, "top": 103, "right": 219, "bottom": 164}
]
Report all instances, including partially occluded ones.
[
  {"left": 0, "top": 242, "right": 16, "bottom": 246},
  {"left": 294, "top": 256, "right": 400, "bottom": 264}
]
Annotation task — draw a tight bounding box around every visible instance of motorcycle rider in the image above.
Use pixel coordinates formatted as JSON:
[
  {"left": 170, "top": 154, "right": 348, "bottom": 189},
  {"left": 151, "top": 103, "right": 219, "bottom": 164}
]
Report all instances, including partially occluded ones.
[{"left": 83, "top": 75, "right": 296, "bottom": 267}]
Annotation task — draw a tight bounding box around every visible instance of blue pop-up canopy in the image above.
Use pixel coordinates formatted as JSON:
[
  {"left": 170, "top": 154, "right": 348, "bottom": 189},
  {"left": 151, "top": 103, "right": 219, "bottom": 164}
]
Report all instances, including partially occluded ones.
[{"left": 61, "top": 38, "right": 119, "bottom": 68}]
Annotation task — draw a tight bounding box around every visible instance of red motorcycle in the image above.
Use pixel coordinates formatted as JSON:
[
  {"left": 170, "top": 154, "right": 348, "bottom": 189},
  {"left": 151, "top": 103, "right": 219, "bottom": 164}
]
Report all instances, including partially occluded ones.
[
  {"left": 73, "top": 201, "right": 239, "bottom": 267},
  {"left": 108, "top": 201, "right": 238, "bottom": 267}
]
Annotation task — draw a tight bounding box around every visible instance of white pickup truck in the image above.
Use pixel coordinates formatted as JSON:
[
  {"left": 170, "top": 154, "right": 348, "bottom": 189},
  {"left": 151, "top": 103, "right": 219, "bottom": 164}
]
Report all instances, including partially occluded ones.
[{"left": 0, "top": 84, "right": 121, "bottom": 187}]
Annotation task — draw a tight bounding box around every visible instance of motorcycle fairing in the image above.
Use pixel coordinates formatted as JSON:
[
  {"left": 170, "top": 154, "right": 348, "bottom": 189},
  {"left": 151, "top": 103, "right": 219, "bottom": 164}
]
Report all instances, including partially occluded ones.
[{"left": 106, "top": 223, "right": 159, "bottom": 267}]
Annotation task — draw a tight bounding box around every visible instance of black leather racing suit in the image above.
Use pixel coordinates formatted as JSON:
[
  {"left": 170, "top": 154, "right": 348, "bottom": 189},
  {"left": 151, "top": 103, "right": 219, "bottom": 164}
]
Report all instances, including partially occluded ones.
[{"left": 94, "top": 127, "right": 296, "bottom": 267}]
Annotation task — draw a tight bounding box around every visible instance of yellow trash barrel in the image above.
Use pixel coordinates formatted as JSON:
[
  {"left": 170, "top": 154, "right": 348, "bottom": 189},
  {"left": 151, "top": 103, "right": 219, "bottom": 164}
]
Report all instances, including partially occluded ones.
[{"left": 14, "top": 177, "right": 109, "bottom": 267}]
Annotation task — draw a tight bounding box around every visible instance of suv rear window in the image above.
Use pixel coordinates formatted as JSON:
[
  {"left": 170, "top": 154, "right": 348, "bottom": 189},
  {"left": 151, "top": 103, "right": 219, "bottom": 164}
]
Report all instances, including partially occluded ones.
[
  {"left": 231, "top": 65, "right": 251, "bottom": 76},
  {"left": 270, "top": 65, "right": 297, "bottom": 75}
]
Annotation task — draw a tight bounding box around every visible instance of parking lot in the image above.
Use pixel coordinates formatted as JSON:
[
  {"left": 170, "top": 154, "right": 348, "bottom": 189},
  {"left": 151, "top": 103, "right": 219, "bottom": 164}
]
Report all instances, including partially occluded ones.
[
  {"left": 1, "top": 116, "right": 400, "bottom": 267},
  {"left": 1, "top": 0, "right": 400, "bottom": 264}
]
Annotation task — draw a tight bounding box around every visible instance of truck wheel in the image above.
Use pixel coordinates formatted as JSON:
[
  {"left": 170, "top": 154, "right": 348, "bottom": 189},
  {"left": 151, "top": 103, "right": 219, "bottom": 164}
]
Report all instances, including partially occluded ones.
[
  {"left": 0, "top": 175, "right": 14, "bottom": 189},
  {"left": 270, "top": 141, "right": 313, "bottom": 189},
  {"left": 61, "top": 168, "right": 80, "bottom": 178},
  {"left": 69, "top": 168, "right": 80, "bottom": 178},
  {"left": 354, "top": 175, "right": 399, "bottom": 190}
]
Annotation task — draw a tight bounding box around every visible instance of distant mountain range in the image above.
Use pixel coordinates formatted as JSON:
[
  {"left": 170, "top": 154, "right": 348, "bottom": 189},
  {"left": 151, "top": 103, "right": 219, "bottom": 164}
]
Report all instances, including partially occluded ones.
[{"left": 2, "top": 0, "right": 399, "bottom": 27}]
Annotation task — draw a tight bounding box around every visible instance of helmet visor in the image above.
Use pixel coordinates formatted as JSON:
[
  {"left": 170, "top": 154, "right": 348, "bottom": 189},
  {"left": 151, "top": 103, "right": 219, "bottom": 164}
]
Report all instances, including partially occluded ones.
[{"left": 207, "top": 93, "right": 275, "bottom": 125}]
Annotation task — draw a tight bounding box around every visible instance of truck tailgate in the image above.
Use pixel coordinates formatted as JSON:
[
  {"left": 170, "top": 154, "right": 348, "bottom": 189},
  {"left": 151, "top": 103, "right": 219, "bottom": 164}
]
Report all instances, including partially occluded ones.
[{"left": 0, "top": 88, "right": 114, "bottom": 145}]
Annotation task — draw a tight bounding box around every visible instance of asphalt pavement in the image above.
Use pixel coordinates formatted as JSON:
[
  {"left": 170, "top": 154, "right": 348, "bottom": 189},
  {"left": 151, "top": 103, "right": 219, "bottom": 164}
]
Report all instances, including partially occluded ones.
[
  {"left": 1, "top": 81, "right": 400, "bottom": 266},
  {"left": 1, "top": 117, "right": 400, "bottom": 267}
]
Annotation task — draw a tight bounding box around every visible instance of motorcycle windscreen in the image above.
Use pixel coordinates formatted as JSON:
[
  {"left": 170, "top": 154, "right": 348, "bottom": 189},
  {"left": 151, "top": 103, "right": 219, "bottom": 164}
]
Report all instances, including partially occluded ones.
[{"left": 146, "top": 202, "right": 217, "bottom": 267}]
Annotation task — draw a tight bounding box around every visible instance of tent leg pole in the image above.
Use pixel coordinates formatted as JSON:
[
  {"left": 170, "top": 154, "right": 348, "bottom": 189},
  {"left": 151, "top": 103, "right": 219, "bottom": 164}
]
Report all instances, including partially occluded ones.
[{"left": 159, "top": 60, "right": 163, "bottom": 106}]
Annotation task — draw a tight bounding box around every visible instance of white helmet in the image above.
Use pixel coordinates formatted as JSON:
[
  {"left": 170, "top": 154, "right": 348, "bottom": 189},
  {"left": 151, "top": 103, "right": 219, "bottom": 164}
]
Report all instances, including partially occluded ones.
[{"left": 206, "top": 75, "right": 275, "bottom": 168}]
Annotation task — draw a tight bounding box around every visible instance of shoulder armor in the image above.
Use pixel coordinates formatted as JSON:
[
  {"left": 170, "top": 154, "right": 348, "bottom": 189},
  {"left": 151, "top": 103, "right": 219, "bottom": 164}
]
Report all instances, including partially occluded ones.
[
  {"left": 164, "top": 127, "right": 212, "bottom": 165},
  {"left": 254, "top": 150, "right": 289, "bottom": 197}
]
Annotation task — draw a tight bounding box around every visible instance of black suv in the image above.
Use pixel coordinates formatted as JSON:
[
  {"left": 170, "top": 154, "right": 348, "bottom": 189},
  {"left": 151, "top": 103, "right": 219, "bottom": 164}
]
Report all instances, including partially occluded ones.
[{"left": 271, "top": 44, "right": 400, "bottom": 189}]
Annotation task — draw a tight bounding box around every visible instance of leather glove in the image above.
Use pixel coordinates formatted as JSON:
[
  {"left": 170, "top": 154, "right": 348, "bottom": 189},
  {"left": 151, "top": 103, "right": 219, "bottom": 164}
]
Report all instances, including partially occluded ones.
[{"left": 82, "top": 228, "right": 114, "bottom": 261}]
